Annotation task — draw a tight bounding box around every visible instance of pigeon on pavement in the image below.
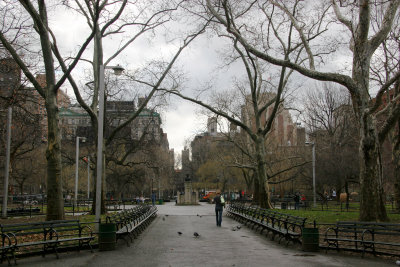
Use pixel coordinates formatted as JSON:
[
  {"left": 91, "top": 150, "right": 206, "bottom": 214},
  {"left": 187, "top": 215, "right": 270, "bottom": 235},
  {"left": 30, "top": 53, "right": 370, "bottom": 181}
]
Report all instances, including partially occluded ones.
[
  {"left": 193, "top": 232, "right": 200, "bottom": 238},
  {"left": 178, "top": 232, "right": 182, "bottom": 235}
]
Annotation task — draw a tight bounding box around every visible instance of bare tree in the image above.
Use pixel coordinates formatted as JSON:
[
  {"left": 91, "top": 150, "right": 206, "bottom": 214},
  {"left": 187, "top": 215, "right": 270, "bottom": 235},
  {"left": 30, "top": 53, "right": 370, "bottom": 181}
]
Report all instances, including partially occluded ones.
[
  {"left": 164, "top": 1, "right": 319, "bottom": 208},
  {"left": 0, "top": 1, "right": 96, "bottom": 220},
  {"left": 59, "top": 1, "right": 208, "bottom": 213},
  {"left": 303, "top": 83, "right": 359, "bottom": 204},
  {"left": 369, "top": 5, "right": 400, "bottom": 212},
  {"left": 206, "top": 0, "right": 400, "bottom": 221}
]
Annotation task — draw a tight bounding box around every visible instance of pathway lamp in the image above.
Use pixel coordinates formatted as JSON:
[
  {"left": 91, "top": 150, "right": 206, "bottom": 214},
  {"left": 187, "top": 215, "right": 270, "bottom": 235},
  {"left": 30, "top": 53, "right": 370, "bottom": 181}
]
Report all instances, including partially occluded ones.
[
  {"left": 95, "top": 64, "right": 124, "bottom": 229},
  {"left": 2, "top": 107, "right": 12, "bottom": 218},
  {"left": 75, "top": 136, "right": 86, "bottom": 207}
]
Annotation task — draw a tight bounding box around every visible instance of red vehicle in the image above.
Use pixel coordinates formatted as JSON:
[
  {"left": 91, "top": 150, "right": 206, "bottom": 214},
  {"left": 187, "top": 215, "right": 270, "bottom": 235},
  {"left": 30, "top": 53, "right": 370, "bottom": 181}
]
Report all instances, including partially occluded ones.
[{"left": 202, "top": 191, "right": 216, "bottom": 202}]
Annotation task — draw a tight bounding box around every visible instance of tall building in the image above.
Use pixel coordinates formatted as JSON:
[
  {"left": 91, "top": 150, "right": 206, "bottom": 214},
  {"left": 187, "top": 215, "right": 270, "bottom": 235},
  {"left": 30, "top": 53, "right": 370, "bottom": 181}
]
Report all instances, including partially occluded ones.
[
  {"left": 60, "top": 98, "right": 165, "bottom": 145},
  {"left": 207, "top": 117, "right": 218, "bottom": 136},
  {"left": 240, "top": 93, "right": 300, "bottom": 146},
  {"left": 0, "top": 58, "right": 21, "bottom": 99},
  {"left": 0, "top": 60, "right": 70, "bottom": 141}
]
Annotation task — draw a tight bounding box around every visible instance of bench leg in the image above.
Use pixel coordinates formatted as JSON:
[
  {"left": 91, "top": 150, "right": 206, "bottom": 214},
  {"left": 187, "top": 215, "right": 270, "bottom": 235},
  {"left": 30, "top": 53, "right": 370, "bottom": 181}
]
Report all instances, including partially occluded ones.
[
  {"left": 1, "top": 249, "right": 12, "bottom": 266},
  {"left": 271, "top": 232, "right": 278, "bottom": 241},
  {"left": 48, "top": 242, "right": 60, "bottom": 259},
  {"left": 11, "top": 251, "right": 16, "bottom": 266},
  {"left": 123, "top": 236, "right": 131, "bottom": 247},
  {"left": 88, "top": 242, "right": 93, "bottom": 253}
]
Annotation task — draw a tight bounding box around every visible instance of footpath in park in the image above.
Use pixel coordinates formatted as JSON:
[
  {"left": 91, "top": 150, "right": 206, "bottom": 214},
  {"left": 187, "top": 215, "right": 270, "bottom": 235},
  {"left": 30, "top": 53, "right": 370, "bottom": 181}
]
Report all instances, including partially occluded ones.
[{"left": 18, "top": 202, "right": 395, "bottom": 267}]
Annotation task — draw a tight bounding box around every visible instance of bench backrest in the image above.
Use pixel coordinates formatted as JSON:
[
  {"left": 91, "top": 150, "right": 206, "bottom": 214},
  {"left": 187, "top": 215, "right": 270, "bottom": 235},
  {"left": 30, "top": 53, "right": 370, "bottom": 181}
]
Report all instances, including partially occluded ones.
[{"left": 336, "top": 221, "right": 400, "bottom": 237}]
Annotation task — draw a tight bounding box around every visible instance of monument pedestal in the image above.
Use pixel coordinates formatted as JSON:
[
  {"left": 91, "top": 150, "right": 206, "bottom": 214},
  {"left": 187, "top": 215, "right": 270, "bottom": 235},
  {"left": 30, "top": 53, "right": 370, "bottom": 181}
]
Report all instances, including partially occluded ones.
[{"left": 177, "top": 179, "right": 198, "bottom": 205}]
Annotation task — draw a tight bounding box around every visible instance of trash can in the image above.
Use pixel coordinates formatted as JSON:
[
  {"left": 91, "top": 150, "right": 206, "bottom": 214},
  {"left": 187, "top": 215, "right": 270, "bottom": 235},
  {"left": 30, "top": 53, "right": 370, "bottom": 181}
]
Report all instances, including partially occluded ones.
[
  {"left": 281, "top": 202, "right": 287, "bottom": 209},
  {"left": 302, "top": 227, "right": 319, "bottom": 252},
  {"left": 99, "top": 223, "right": 116, "bottom": 251},
  {"left": 158, "top": 199, "right": 163, "bottom": 205}
]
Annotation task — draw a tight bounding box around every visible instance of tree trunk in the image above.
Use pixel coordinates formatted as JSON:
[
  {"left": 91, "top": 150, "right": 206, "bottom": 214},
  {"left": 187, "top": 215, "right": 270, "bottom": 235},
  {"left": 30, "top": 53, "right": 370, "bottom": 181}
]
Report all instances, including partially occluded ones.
[
  {"left": 358, "top": 114, "right": 388, "bottom": 221},
  {"left": 45, "top": 98, "right": 64, "bottom": 220},
  {"left": 345, "top": 180, "right": 349, "bottom": 211},
  {"left": 352, "top": 17, "right": 388, "bottom": 221},
  {"left": 255, "top": 136, "right": 272, "bottom": 209},
  {"left": 38, "top": 1, "right": 64, "bottom": 221},
  {"left": 253, "top": 177, "right": 259, "bottom": 204},
  {"left": 393, "top": 127, "right": 400, "bottom": 212}
]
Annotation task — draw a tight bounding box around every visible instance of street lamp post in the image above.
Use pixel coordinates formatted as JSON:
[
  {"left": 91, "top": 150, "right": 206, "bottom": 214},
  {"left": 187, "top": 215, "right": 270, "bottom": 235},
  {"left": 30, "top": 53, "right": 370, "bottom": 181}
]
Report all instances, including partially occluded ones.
[
  {"left": 87, "top": 156, "right": 90, "bottom": 199},
  {"left": 306, "top": 141, "right": 316, "bottom": 207},
  {"left": 75, "top": 136, "right": 86, "bottom": 207},
  {"left": 2, "top": 107, "right": 12, "bottom": 218},
  {"left": 95, "top": 64, "right": 124, "bottom": 229}
]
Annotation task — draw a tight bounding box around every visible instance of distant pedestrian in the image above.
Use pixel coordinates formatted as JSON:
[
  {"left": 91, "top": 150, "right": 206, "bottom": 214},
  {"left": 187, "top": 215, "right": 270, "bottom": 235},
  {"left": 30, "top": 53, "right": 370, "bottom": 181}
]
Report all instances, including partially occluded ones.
[
  {"left": 213, "top": 190, "right": 224, "bottom": 227},
  {"left": 301, "top": 194, "right": 307, "bottom": 208},
  {"left": 151, "top": 192, "right": 156, "bottom": 206},
  {"left": 293, "top": 193, "right": 300, "bottom": 210}
]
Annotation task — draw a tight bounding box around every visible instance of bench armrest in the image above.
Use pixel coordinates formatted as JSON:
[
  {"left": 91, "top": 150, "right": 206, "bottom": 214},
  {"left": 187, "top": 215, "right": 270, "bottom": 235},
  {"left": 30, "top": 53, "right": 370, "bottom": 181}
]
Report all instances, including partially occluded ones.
[
  {"left": 361, "top": 229, "right": 374, "bottom": 243},
  {"left": 81, "top": 225, "right": 94, "bottom": 237},
  {"left": 325, "top": 227, "right": 338, "bottom": 239},
  {"left": 2, "top": 232, "right": 17, "bottom": 247},
  {"left": 46, "top": 228, "right": 59, "bottom": 242}
]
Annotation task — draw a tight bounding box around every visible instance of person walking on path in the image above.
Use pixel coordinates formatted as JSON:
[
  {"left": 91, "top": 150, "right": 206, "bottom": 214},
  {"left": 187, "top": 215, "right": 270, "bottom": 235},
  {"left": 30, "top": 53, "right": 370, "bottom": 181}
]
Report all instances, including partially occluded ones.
[{"left": 213, "top": 189, "right": 224, "bottom": 227}]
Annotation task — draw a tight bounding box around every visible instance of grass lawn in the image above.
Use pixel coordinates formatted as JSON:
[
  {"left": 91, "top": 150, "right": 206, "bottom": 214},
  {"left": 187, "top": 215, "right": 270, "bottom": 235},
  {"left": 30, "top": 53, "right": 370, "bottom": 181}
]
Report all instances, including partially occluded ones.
[{"left": 278, "top": 209, "right": 400, "bottom": 225}]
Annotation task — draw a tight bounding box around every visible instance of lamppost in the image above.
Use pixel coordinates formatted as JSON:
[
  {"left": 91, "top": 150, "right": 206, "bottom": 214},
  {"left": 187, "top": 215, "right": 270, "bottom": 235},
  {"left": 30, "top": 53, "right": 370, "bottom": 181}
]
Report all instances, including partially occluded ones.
[
  {"left": 95, "top": 64, "right": 124, "bottom": 229},
  {"left": 87, "top": 156, "right": 90, "bottom": 199},
  {"left": 2, "top": 106, "right": 12, "bottom": 218},
  {"left": 75, "top": 136, "right": 86, "bottom": 207},
  {"left": 305, "top": 141, "right": 316, "bottom": 207}
]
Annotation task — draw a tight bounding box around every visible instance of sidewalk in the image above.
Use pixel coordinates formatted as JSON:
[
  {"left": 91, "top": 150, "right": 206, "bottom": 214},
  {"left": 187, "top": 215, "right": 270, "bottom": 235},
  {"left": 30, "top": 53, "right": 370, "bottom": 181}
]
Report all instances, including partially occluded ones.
[{"left": 17, "top": 202, "right": 395, "bottom": 266}]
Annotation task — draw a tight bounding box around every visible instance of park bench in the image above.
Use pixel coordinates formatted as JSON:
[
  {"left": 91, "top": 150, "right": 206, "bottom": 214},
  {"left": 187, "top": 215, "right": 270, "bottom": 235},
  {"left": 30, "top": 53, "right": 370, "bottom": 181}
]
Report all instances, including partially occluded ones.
[
  {"left": 106, "top": 205, "right": 157, "bottom": 247},
  {"left": 226, "top": 201, "right": 252, "bottom": 224},
  {"left": 252, "top": 208, "right": 306, "bottom": 245},
  {"left": 0, "top": 219, "right": 94, "bottom": 265},
  {"left": 227, "top": 202, "right": 307, "bottom": 245},
  {"left": 6, "top": 208, "right": 41, "bottom": 217},
  {"left": 324, "top": 221, "right": 400, "bottom": 256}
]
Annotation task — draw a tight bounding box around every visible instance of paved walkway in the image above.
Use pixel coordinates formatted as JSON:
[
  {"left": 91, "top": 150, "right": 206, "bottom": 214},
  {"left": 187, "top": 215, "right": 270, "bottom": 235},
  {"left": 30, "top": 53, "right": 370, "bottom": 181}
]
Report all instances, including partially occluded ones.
[{"left": 18, "top": 202, "right": 395, "bottom": 266}]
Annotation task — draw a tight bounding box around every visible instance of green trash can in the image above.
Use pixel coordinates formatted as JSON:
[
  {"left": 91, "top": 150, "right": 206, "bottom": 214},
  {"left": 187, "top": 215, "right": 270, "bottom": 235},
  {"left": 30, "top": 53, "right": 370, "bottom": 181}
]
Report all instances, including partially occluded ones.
[
  {"left": 158, "top": 199, "right": 163, "bottom": 205},
  {"left": 302, "top": 227, "right": 319, "bottom": 252},
  {"left": 99, "top": 223, "right": 116, "bottom": 251}
]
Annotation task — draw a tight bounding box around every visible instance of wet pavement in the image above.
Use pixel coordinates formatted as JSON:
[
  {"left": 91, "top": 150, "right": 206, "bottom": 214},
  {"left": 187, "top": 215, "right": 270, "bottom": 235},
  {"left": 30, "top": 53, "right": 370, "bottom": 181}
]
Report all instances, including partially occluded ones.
[{"left": 18, "top": 202, "right": 396, "bottom": 266}]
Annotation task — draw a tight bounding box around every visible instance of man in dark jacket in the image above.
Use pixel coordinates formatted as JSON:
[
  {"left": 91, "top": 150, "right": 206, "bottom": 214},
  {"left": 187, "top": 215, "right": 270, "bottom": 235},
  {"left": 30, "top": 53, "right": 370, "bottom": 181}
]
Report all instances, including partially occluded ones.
[{"left": 213, "top": 190, "right": 223, "bottom": 227}]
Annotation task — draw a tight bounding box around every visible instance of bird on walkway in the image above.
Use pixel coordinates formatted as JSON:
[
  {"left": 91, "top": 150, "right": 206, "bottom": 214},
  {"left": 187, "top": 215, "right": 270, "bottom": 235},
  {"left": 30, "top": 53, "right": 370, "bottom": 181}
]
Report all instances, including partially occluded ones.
[
  {"left": 236, "top": 225, "right": 241, "bottom": 230},
  {"left": 231, "top": 227, "right": 237, "bottom": 231},
  {"left": 162, "top": 217, "right": 165, "bottom": 221},
  {"left": 193, "top": 232, "right": 200, "bottom": 238},
  {"left": 177, "top": 232, "right": 182, "bottom": 235},
  {"left": 165, "top": 214, "right": 169, "bottom": 217},
  {"left": 197, "top": 214, "right": 199, "bottom": 216}
]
